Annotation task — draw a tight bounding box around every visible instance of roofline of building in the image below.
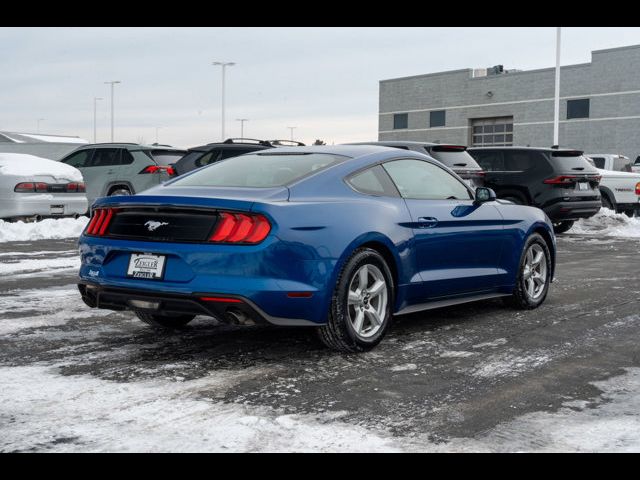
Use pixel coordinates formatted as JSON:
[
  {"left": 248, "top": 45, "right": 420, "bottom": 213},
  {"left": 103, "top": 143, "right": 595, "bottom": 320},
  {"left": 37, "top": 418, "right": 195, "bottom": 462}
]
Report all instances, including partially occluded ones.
[{"left": 380, "top": 43, "right": 640, "bottom": 84}]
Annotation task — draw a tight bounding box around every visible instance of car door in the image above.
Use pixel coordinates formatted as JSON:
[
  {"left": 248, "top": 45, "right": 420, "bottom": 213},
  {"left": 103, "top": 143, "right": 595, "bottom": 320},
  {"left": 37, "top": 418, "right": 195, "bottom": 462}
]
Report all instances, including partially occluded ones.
[
  {"left": 382, "top": 158, "right": 506, "bottom": 299},
  {"left": 87, "top": 148, "right": 122, "bottom": 199}
]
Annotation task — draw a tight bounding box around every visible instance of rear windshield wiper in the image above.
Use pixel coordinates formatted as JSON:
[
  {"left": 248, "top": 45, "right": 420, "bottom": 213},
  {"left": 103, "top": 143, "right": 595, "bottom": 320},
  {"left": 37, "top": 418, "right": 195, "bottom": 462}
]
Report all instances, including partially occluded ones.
[{"left": 453, "top": 163, "right": 467, "bottom": 167}]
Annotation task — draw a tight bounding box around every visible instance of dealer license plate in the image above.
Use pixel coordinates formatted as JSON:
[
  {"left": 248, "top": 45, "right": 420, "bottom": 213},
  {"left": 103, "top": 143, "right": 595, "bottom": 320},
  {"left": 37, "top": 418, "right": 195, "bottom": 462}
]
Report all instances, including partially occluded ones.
[{"left": 126, "top": 253, "right": 166, "bottom": 280}]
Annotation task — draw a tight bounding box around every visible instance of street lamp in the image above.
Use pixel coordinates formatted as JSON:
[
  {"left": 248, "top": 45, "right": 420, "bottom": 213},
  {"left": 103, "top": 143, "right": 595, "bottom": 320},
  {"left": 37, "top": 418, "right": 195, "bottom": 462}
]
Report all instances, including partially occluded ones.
[
  {"left": 37, "top": 118, "right": 45, "bottom": 133},
  {"left": 552, "top": 27, "right": 561, "bottom": 147},
  {"left": 236, "top": 118, "right": 249, "bottom": 138},
  {"left": 104, "top": 81, "right": 121, "bottom": 142},
  {"left": 287, "top": 126, "right": 297, "bottom": 142},
  {"left": 93, "top": 97, "right": 103, "bottom": 143},
  {"left": 212, "top": 61, "right": 235, "bottom": 141}
]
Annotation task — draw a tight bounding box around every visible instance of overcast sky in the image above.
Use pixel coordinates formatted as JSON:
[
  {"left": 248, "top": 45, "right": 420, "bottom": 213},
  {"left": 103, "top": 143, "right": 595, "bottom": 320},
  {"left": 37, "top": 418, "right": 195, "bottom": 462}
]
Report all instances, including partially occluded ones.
[{"left": 1, "top": 27, "right": 640, "bottom": 148}]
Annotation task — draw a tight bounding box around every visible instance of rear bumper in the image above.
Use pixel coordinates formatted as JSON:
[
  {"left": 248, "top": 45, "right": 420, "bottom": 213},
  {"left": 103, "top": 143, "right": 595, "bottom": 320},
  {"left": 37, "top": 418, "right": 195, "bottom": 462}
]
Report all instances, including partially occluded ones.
[
  {"left": 78, "top": 281, "right": 320, "bottom": 326},
  {"left": 543, "top": 200, "right": 602, "bottom": 221},
  {"left": 0, "top": 194, "right": 88, "bottom": 220}
]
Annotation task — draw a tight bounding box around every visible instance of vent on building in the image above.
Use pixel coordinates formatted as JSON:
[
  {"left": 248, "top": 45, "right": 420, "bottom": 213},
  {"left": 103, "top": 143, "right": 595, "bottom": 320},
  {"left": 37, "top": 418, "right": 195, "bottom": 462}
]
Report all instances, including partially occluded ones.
[
  {"left": 486, "top": 65, "right": 504, "bottom": 76},
  {"left": 473, "top": 68, "right": 487, "bottom": 78}
]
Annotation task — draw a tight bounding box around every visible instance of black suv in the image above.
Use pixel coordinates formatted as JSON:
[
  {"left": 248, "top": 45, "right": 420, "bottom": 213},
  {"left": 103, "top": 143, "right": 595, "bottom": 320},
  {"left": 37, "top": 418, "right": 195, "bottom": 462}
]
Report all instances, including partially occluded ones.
[
  {"left": 345, "top": 141, "right": 485, "bottom": 189},
  {"left": 174, "top": 138, "right": 305, "bottom": 176},
  {"left": 468, "top": 147, "right": 602, "bottom": 233}
]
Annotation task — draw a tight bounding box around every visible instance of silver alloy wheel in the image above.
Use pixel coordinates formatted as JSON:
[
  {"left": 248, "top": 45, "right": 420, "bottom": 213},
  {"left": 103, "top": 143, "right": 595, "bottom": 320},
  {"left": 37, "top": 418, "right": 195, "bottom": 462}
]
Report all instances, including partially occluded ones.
[
  {"left": 347, "top": 264, "right": 388, "bottom": 338},
  {"left": 523, "top": 244, "right": 547, "bottom": 300}
]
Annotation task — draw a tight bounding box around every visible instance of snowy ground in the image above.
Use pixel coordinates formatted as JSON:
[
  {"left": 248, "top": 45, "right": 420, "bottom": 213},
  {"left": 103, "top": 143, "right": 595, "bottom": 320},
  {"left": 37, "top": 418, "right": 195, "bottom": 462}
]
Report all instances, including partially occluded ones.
[{"left": 1, "top": 214, "right": 640, "bottom": 452}]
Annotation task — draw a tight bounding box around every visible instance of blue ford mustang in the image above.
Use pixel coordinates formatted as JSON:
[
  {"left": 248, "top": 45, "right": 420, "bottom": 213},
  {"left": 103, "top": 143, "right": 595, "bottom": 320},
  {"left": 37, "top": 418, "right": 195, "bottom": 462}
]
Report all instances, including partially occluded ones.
[{"left": 77, "top": 145, "right": 556, "bottom": 352}]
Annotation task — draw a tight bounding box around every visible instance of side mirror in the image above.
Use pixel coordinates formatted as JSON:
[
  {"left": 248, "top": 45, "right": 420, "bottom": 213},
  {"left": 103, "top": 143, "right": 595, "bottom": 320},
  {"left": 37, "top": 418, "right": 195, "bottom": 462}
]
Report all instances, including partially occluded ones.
[{"left": 475, "top": 187, "right": 497, "bottom": 204}]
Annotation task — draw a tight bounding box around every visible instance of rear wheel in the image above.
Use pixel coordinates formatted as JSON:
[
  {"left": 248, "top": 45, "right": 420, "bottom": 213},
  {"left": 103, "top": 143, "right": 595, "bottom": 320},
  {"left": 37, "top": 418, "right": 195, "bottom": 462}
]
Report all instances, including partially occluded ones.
[
  {"left": 109, "top": 187, "right": 131, "bottom": 196},
  {"left": 318, "top": 248, "right": 393, "bottom": 353},
  {"left": 552, "top": 220, "right": 574, "bottom": 234},
  {"left": 504, "top": 233, "right": 551, "bottom": 309},
  {"left": 602, "top": 195, "right": 615, "bottom": 211},
  {"left": 135, "top": 311, "right": 195, "bottom": 329}
]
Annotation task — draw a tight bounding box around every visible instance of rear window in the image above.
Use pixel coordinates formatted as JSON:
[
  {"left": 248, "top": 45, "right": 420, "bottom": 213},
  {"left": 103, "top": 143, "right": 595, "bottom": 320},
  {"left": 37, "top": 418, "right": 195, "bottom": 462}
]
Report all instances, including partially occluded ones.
[
  {"left": 151, "top": 150, "right": 185, "bottom": 166},
  {"left": 549, "top": 152, "right": 598, "bottom": 172},
  {"left": 171, "top": 152, "right": 347, "bottom": 188},
  {"left": 426, "top": 147, "right": 482, "bottom": 170}
]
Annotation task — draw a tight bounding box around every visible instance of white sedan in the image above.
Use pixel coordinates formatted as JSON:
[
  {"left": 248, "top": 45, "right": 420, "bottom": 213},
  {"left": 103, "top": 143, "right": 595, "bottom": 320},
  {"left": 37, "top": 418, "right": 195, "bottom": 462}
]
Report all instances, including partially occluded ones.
[{"left": 0, "top": 153, "right": 88, "bottom": 220}]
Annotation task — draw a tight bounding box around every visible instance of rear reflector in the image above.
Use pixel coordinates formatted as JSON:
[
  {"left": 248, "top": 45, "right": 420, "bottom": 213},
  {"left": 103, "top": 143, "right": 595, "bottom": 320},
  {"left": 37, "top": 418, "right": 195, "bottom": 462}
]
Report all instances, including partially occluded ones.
[
  {"left": 287, "top": 292, "right": 313, "bottom": 298},
  {"left": 208, "top": 212, "right": 271, "bottom": 244},
  {"left": 636, "top": 182, "right": 640, "bottom": 196},
  {"left": 85, "top": 208, "right": 117, "bottom": 236},
  {"left": 200, "top": 296, "right": 243, "bottom": 303}
]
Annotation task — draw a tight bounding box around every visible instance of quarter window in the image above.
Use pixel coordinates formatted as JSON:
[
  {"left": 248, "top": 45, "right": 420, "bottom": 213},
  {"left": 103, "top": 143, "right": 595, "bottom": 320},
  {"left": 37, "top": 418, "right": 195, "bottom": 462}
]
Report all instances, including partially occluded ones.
[
  {"left": 567, "top": 99, "right": 590, "bottom": 119},
  {"left": 347, "top": 165, "right": 398, "bottom": 196},
  {"left": 393, "top": 113, "right": 408, "bottom": 130},
  {"left": 382, "top": 159, "right": 472, "bottom": 200}
]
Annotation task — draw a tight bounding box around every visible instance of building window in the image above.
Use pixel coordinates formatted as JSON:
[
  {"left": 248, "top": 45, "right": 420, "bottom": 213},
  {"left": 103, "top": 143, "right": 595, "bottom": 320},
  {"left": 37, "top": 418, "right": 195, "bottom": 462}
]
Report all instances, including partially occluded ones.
[
  {"left": 567, "top": 99, "right": 590, "bottom": 119},
  {"left": 393, "top": 113, "right": 408, "bottom": 129},
  {"left": 471, "top": 117, "right": 514, "bottom": 146},
  {"left": 430, "top": 110, "right": 446, "bottom": 128}
]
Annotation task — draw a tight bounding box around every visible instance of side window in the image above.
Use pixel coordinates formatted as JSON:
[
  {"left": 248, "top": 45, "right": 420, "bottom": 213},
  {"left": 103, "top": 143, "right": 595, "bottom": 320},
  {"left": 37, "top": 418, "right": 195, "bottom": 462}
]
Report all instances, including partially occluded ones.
[
  {"left": 613, "top": 157, "right": 629, "bottom": 171},
  {"left": 591, "top": 157, "right": 605, "bottom": 169},
  {"left": 347, "top": 165, "right": 398, "bottom": 197},
  {"left": 195, "top": 151, "right": 220, "bottom": 168},
  {"left": 121, "top": 150, "right": 135, "bottom": 165},
  {"left": 61, "top": 149, "right": 92, "bottom": 168},
  {"left": 382, "top": 159, "right": 472, "bottom": 200},
  {"left": 89, "top": 148, "right": 121, "bottom": 167},
  {"left": 471, "top": 151, "right": 504, "bottom": 171},
  {"left": 503, "top": 151, "right": 536, "bottom": 172}
]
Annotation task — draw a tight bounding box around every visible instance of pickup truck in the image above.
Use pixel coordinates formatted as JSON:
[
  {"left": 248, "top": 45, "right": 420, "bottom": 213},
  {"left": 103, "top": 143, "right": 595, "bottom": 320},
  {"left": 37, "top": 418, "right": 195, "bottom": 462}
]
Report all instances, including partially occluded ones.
[
  {"left": 586, "top": 153, "right": 633, "bottom": 172},
  {"left": 585, "top": 156, "right": 640, "bottom": 216}
]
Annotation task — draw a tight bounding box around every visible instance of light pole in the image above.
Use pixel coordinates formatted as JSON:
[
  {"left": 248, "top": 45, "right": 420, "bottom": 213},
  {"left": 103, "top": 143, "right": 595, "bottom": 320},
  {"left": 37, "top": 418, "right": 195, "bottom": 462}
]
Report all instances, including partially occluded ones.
[
  {"left": 236, "top": 118, "right": 249, "bottom": 138},
  {"left": 104, "top": 81, "right": 121, "bottom": 142},
  {"left": 155, "top": 126, "right": 162, "bottom": 144},
  {"left": 553, "top": 27, "right": 561, "bottom": 147},
  {"left": 287, "top": 126, "right": 297, "bottom": 142},
  {"left": 212, "top": 61, "right": 235, "bottom": 141},
  {"left": 93, "top": 97, "right": 103, "bottom": 143},
  {"left": 37, "top": 118, "right": 44, "bottom": 133}
]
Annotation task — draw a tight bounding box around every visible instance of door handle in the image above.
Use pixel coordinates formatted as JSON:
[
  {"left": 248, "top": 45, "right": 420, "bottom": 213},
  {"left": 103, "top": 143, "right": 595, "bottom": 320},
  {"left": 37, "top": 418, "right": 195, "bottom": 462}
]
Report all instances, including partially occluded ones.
[
  {"left": 417, "top": 217, "right": 438, "bottom": 228},
  {"left": 107, "top": 170, "right": 115, "bottom": 174}
]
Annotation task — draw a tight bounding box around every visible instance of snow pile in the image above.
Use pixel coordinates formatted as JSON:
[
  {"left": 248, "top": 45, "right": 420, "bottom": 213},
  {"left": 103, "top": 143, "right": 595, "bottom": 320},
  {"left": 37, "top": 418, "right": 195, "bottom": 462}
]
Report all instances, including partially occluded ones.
[
  {"left": 572, "top": 208, "right": 640, "bottom": 238},
  {"left": 0, "top": 217, "right": 88, "bottom": 242},
  {"left": 0, "top": 153, "right": 82, "bottom": 181},
  {"left": 0, "top": 365, "right": 402, "bottom": 453}
]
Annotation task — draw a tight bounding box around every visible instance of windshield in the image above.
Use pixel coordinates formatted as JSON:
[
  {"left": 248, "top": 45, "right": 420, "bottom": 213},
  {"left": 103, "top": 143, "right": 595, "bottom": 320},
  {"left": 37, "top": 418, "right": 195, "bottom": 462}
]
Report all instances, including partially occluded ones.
[
  {"left": 549, "top": 153, "right": 598, "bottom": 172},
  {"left": 171, "top": 152, "right": 348, "bottom": 188},
  {"left": 426, "top": 147, "right": 483, "bottom": 170},
  {"left": 151, "top": 150, "right": 185, "bottom": 166}
]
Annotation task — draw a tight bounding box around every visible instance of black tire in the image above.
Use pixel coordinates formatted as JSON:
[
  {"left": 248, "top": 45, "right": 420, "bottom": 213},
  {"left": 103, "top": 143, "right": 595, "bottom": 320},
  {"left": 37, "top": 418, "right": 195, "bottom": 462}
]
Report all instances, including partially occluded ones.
[
  {"left": 135, "top": 311, "right": 195, "bottom": 329},
  {"left": 552, "top": 220, "right": 574, "bottom": 234},
  {"left": 109, "top": 187, "right": 131, "bottom": 196},
  {"left": 501, "top": 193, "right": 527, "bottom": 205},
  {"left": 503, "top": 233, "right": 552, "bottom": 310},
  {"left": 317, "top": 248, "right": 394, "bottom": 353},
  {"left": 602, "top": 195, "right": 615, "bottom": 211}
]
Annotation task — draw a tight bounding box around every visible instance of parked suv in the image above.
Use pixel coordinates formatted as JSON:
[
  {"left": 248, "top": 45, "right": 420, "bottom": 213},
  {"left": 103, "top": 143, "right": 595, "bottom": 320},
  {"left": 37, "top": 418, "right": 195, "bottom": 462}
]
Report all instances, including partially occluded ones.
[
  {"left": 468, "top": 147, "right": 602, "bottom": 234},
  {"left": 174, "top": 138, "right": 306, "bottom": 176},
  {"left": 59, "top": 143, "right": 186, "bottom": 206},
  {"left": 344, "top": 141, "right": 486, "bottom": 189}
]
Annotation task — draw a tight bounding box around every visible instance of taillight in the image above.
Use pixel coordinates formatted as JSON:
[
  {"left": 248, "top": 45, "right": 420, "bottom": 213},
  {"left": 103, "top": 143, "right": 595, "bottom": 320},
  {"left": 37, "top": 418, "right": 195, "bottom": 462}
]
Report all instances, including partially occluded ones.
[
  {"left": 140, "top": 165, "right": 175, "bottom": 176},
  {"left": 14, "top": 182, "right": 47, "bottom": 192},
  {"left": 636, "top": 182, "right": 640, "bottom": 196},
  {"left": 543, "top": 175, "right": 578, "bottom": 185},
  {"left": 208, "top": 212, "right": 271, "bottom": 244},
  {"left": 85, "top": 208, "right": 116, "bottom": 236}
]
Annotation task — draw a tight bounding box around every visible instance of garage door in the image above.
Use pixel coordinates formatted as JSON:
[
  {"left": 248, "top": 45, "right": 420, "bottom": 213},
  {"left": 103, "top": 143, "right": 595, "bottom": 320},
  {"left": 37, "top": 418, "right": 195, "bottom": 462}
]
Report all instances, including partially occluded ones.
[{"left": 471, "top": 117, "right": 514, "bottom": 147}]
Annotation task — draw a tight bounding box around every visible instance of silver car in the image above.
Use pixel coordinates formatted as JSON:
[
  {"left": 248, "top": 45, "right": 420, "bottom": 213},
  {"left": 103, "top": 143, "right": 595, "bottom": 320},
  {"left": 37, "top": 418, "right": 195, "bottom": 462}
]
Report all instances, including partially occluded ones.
[{"left": 0, "top": 152, "right": 88, "bottom": 220}]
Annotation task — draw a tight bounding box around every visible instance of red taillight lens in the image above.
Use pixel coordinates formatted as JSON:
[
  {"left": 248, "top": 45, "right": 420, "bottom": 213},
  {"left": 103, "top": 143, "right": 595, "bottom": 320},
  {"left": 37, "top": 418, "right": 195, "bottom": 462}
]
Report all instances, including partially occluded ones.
[
  {"left": 35, "top": 182, "right": 48, "bottom": 192},
  {"left": 78, "top": 182, "right": 86, "bottom": 192},
  {"left": 14, "top": 182, "right": 35, "bottom": 192},
  {"left": 67, "top": 182, "right": 78, "bottom": 192},
  {"left": 208, "top": 212, "right": 271, "bottom": 244},
  {"left": 140, "top": 165, "right": 175, "bottom": 175},
  {"left": 86, "top": 208, "right": 116, "bottom": 236},
  {"left": 543, "top": 175, "right": 578, "bottom": 185},
  {"left": 636, "top": 182, "right": 640, "bottom": 196}
]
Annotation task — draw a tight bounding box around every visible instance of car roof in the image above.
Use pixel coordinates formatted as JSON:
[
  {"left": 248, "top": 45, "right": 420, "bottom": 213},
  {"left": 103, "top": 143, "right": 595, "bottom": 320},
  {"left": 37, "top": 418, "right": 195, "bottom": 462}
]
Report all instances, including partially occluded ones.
[
  {"left": 244, "top": 144, "right": 401, "bottom": 158},
  {"left": 187, "top": 143, "right": 271, "bottom": 153},
  {"left": 345, "top": 140, "right": 441, "bottom": 148},
  {"left": 76, "top": 142, "right": 186, "bottom": 152},
  {"left": 468, "top": 146, "right": 584, "bottom": 154}
]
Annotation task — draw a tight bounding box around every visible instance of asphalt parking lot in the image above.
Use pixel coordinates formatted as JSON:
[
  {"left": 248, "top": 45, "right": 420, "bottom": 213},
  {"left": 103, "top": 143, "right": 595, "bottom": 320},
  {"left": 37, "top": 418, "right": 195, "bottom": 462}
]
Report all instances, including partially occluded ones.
[{"left": 1, "top": 231, "right": 640, "bottom": 452}]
